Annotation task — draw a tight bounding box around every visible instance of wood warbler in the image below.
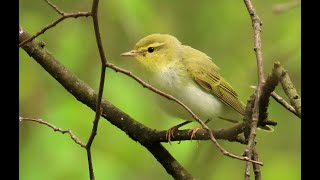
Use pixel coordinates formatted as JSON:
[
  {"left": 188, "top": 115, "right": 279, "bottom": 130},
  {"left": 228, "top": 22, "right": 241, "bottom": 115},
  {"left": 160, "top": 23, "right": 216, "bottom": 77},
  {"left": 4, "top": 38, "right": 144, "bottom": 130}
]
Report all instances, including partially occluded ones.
[{"left": 121, "top": 34, "right": 266, "bottom": 140}]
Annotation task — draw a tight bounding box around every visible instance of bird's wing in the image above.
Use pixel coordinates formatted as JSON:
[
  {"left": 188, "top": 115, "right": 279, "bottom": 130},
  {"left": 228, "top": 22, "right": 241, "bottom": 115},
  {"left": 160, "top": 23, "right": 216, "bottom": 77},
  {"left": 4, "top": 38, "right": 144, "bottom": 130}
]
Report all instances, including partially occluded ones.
[{"left": 183, "top": 46, "right": 246, "bottom": 115}]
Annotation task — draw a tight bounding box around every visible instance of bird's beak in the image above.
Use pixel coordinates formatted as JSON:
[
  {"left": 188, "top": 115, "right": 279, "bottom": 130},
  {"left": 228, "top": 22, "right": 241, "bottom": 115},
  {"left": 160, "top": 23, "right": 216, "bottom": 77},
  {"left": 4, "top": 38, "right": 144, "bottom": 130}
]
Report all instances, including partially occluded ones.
[{"left": 121, "top": 50, "right": 138, "bottom": 57}]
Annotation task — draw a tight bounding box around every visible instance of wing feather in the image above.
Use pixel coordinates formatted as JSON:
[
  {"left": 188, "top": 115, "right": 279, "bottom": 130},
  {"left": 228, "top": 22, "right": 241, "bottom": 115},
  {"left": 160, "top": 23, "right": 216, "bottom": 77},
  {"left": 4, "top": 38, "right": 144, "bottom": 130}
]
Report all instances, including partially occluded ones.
[{"left": 182, "top": 46, "right": 246, "bottom": 115}]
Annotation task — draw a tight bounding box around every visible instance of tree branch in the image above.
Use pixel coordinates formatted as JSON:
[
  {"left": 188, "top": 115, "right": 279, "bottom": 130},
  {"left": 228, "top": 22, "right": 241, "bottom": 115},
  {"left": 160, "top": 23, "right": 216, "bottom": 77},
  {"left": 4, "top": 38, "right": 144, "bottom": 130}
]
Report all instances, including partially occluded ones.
[
  {"left": 271, "top": 91, "right": 299, "bottom": 118},
  {"left": 273, "top": 62, "right": 301, "bottom": 118},
  {"left": 153, "top": 123, "right": 246, "bottom": 144},
  {"left": 252, "top": 148, "right": 262, "bottom": 180},
  {"left": 19, "top": 12, "right": 91, "bottom": 47},
  {"left": 44, "top": 0, "right": 64, "bottom": 15},
  {"left": 258, "top": 64, "right": 280, "bottom": 127},
  {"left": 243, "top": 0, "right": 266, "bottom": 179},
  {"left": 84, "top": 0, "right": 108, "bottom": 179},
  {"left": 19, "top": 117, "right": 86, "bottom": 147}
]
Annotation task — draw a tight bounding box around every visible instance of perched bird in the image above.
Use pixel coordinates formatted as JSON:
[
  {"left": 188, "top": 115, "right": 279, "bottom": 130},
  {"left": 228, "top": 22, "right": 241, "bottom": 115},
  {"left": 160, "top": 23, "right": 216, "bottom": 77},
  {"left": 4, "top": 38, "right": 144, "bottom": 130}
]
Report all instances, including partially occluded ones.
[{"left": 121, "top": 34, "right": 268, "bottom": 140}]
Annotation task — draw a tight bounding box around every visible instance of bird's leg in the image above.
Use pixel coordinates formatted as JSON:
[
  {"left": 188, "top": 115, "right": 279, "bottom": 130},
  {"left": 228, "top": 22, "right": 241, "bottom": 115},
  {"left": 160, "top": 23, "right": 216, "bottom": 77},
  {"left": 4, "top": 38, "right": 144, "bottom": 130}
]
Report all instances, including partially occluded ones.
[
  {"left": 188, "top": 119, "right": 211, "bottom": 140},
  {"left": 166, "top": 121, "right": 192, "bottom": 143}
]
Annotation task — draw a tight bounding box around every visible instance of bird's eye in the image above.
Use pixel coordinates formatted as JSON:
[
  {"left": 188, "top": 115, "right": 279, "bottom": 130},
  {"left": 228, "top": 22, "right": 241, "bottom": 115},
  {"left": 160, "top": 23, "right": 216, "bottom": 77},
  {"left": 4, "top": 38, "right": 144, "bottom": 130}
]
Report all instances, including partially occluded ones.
[{"left": 147, "top": 47, "right": 154, "bottom": 53}]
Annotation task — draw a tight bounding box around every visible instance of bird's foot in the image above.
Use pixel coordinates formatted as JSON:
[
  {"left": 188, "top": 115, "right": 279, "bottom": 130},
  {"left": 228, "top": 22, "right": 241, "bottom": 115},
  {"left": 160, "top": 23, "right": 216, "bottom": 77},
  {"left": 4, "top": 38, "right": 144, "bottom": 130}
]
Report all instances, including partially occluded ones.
[
  {"left": 188, "top": 119, "right": 211, "bottom": 140},
  {"left": 188, "top": 127, "right": 202, "bottom": 140},
  {"left": 165, "top": 121, "right": 192, "bottom": 144}
]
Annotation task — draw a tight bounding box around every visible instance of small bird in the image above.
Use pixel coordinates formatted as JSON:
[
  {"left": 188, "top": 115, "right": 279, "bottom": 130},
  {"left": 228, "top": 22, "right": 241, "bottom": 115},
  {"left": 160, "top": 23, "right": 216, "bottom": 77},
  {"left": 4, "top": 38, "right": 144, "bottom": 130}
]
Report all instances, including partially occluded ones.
[{"left": 121, "top": 34, "right": 266, "bottom": 140}]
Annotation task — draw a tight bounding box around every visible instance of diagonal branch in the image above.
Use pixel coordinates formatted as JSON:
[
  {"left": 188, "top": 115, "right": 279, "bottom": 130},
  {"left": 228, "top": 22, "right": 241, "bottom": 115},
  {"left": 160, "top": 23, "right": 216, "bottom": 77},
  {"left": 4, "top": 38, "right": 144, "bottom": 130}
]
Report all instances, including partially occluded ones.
[
  {"left": 271, "top": 91, "right": 299, "bottom": 118},
  {"left": 19, "top": 117, "right": 86, "bottom": 147},
  {"left": 19, "top": 12, "right": 91, "bottom": 47},
  {"left": 44, "top": 0, "right": 64, "bottom": 15}
]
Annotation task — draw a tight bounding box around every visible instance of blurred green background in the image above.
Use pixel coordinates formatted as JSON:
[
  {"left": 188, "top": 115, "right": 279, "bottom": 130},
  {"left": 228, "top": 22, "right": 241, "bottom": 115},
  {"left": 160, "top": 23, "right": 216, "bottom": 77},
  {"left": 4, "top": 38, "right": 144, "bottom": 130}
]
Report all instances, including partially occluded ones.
[{"left": 19, "top": 0, "right": 300, "bottom": 179}]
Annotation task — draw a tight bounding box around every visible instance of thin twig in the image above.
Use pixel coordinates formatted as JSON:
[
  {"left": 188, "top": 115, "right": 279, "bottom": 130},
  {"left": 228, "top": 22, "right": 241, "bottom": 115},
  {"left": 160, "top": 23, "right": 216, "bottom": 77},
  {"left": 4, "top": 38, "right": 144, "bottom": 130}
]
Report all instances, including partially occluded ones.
[
  {"left": 252, "top": 148, "right": 262, "bottom": 180},
  {"left": 106, "top": 63, "right": 262, "bottom": 165},
  {"left": 44, "top": 0, "right": 64, "bottom": 15},
  {"left": 19, "top": 117, "right": 86, "bottom": 147},
  {"left": 245, "top": 147, "right": 262, "bottom": 180},
  {"left": 84, "top": 0, "right": 108, "bottom": 180},
  {"left": 85, "top": 0, "right": 102, "bottom": 153},
  {"left": 85, "top": 66, "right": 105, "bottom": 180},
  {"left": 243, "top": 0, "right": 266, "bottom": 179},
  {"left": 19, "top": 11, "right": 91, "bottom": 47},
  {"left": 91, "top": 1, "right": 107, "bottom": 65},
  {"left": 271, "top": 91, "right": 299, "bottom": 118}
]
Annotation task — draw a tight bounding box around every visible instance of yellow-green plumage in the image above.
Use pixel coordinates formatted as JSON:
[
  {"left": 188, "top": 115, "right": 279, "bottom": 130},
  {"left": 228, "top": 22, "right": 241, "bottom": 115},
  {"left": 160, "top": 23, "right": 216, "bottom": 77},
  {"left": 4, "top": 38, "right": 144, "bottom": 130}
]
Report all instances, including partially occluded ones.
[
  {"left": 182, "top": 45, "right": 246, "bottom": 115},
  {"left": 121, "top": 34, "right": 246, "bottom": 123}
]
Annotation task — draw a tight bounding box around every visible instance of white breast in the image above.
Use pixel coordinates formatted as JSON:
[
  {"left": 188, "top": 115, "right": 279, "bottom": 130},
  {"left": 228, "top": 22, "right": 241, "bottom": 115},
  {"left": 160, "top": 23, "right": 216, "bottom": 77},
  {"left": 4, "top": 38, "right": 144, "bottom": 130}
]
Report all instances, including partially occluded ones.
[{"left": 150, "top": 63, "right": 224, "bottom": 121}]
